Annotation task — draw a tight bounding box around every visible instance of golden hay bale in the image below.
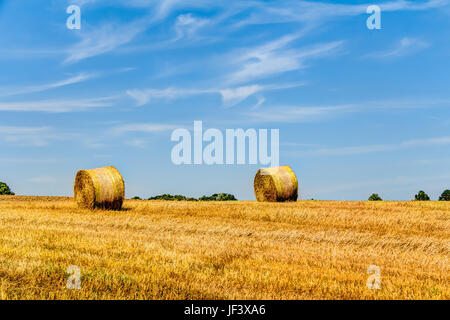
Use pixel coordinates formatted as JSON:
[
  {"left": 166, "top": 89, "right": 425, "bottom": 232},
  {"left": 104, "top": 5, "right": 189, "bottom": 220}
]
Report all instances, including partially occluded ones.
[
  {"left": 74, "top": 166, "right": 125, "bottom": 210},
  {"left": 254, "top": 165, "right": 298, "bottom": 202}
]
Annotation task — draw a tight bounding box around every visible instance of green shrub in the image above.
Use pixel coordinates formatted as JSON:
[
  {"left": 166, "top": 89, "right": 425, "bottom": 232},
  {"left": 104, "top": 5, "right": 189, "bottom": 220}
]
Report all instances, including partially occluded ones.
[
  {"left": 439, "top": 190, "right": 450, "bottom": 201},
  {"left": 0, "top": 182, "right": 14, "bottom": 195},
  {"left": 368, "top": 193, "right": 382, "bottom": 201},
  {"left": 148, "top": 193, "right": 236, "bottom": 201},
  {"left": 199, "top": 193, "right": 237, "bottom": 201},
  {"left": 148, "top": 194, "right": 197, "bottom": 201},
  {"left": 132, "top": 196, "right": 142, "bottom": 200},
  {"left": 414, "top": 191, "right": 430, "bottom": 201}
]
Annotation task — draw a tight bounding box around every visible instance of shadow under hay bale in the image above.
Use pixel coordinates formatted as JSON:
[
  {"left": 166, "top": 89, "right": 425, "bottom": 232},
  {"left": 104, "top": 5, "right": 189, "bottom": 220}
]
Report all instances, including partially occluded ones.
[
  {"left": 254, "top": 165, "right": 298, "bottom": 202},
  {"left": 74, "top": 166, "right": 125, "bottom": 210}
]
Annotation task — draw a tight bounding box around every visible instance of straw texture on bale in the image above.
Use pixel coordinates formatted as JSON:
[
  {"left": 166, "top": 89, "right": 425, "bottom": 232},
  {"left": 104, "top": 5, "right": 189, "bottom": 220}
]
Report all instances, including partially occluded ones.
[
  {"left": 254, "top": 165, "right": 298, "bottom": 202},
  {"left": 74, "top": 166, "right": 125, "bottom": 210}
]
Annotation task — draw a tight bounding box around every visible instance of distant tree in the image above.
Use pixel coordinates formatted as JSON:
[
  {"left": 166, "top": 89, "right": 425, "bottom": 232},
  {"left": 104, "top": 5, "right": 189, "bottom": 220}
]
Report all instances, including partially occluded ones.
[
  {"left": 0, "top": 182, "right": 14, "bottom": 195},
  {"left": 368, "top": 193, "right": 382, "bottom": 201},
  {"left": 215, "top": 193, "right": 237, "bottom": 201},
  {"left": 149, "top": 194, "right": 175, "bottom": 201},
  {"left": 148, "top": 193, "right": 236, "bottom": 201},
  {"left": 439, "top": 190, "right": 450, "bottom": 201},
  {"left": 148, "top": 194, "right": 194, "bottom": 201},
  {"left": 199, "top": 193, "right": 237, "bottom": 201},
  {"left": 415, "top": 190, "right": 430, "bottom": 201},
  {"left": 132, "top": 196, "right": 142, "bottom": 200}
]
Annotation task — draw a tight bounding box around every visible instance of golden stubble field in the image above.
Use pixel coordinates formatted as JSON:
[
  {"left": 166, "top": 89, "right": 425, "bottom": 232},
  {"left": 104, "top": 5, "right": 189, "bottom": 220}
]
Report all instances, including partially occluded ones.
[{"left": 0, "top": 196, "right": 448, "bottom": 300}]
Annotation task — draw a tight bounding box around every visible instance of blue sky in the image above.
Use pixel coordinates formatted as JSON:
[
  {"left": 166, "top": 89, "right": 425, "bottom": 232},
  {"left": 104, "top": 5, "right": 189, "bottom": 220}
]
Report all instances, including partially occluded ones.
[{"left": 1, "top": 0, "right": 450, "bottom": 200}]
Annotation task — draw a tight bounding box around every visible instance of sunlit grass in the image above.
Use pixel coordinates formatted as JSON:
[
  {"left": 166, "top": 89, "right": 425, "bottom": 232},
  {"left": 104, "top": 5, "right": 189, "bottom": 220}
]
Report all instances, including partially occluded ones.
[{"left": 0, "top": 196, "right": 448, "bottom": 299}]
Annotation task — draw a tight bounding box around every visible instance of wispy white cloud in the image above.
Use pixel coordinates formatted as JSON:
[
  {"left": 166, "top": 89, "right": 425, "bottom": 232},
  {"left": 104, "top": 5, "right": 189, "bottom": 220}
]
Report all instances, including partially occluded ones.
[
  {"left": 0, "top": 126, "right": 62, "bottom": 146},
  {"left": 220, "top": 82, "right": 305, "bottom": 107},
  {"left": 125, "top": 0, "right": 230, "bottom": 21},
  {"left": 304, "top": 144, "right": 395, "bottom": 156},
  {"left": 233, "top": 0, "right": 449, "bottom": 28},
  {"left": 173, "top": 13, "right": 209, "bottom": 41},
  {"left": 401, "top": 136, "right": 450, "bottom": 147},
  {"left": 245, "top": 97, "right": 450, "bottom": 123},
  {"left": 127, "top": 82, "right": 305, "bottom": 107},
  {"left": 0, "top": 73, "right": 97, "bottom": 97},
  {"left": 246, "top": 105, "right": 351, "bottom": 123},
  {"left": 125, "top": 138, "right": 147, "bottom": 148},
  {"left": 28, "top": 176, "right": 58, "bottom": 183},
  {"left": 219, "top": 85, "right": 262, "bottom": 107},
  {"left": 0, "top": 122, "right": 173, "bottom": 147},
  {"left": 0, "top": 157, "right": 59, "bottom": 164},
  {"left": 64, "top": 19, "right": 150, "bottom": 64},
  {"left": 0, "top": 96, "right": 117, "bottom": 113},
  {"left": 291, "top": 136, "right": 450, "bottom": 157},
  {"left": 365, "top": 37, "right": 430, "bottom": 58},
  {"left": 0, "top": 48, "right": 64, "bottom": 60},
  {"left": 282, "top": 142, "right": 320, "bottom": 147},
  {"left": 251, "top": 95, "right": 266, "bottom": 109},
  {"left": 361, "top": 97, "right": 450, "bottom": 109},
  {"left": 0, "top": 126, "right": 50, "bottom": 135},
  {"left": 111, "top": 123, "right": 178, "bottom": 135},
  {"left": 126, "top": 87, "right": 210, "bottom": 106},
  {"left": 380, "top": 0, "right": 449, "bottom": 11},
  {"left": 226, "top": 35, "right": 343, "bottom": 84},
  {"left": 68, "top": 0, "right": 99, "bottom": 5},
  {"left": 62, "top": 0, "right": 448, "bottom": 63},
  {"left": 63, "top": 0, "right": 220, "bottom": 63},
  {"left": 95, "top": 0, "right": 449, "bottom": 27}
]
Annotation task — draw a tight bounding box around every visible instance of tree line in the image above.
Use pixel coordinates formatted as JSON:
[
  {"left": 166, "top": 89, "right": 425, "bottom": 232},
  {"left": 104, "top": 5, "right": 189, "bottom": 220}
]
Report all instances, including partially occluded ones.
[
  {"left": 134, "top": 193, "right": 237, "bottom": 201},
  {"left": 1, "top": 181, "right": 449, "bottom": 201},
  {"left": 369, "top": 190, "right": 450, "bottom": 201}
]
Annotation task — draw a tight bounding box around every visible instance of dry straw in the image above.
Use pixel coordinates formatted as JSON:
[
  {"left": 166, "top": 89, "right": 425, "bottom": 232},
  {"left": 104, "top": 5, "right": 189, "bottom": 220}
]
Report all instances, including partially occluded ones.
[
  {"left": 74, "top": 166, "right": 125, "bottom": 210},
  {"left": 254, "top": 165, "right": 298, "bottom": 202}
]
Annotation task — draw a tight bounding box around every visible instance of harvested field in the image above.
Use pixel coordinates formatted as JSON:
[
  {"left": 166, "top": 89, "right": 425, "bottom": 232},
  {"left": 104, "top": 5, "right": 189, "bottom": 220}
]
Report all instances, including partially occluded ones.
[{"left": 0, "top": 196, "right": 448, "bottom": 299}]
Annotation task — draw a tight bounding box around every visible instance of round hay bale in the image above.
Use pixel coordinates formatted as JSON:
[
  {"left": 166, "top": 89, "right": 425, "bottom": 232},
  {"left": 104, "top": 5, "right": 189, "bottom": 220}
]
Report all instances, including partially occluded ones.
[
  {"left": 254, "top": 165, "right": 298, "bottom": 202},
  {"left": 74, "top": 166, "right": 125, "bottom": 210}
]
